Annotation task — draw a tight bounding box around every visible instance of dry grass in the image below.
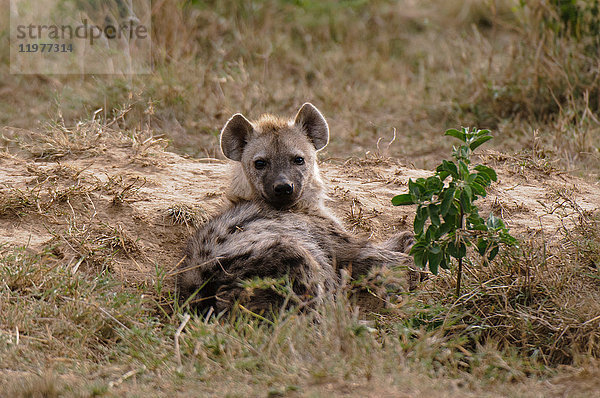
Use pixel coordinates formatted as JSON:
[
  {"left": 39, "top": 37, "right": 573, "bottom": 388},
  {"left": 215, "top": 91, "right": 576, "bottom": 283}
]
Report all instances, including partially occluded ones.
[
  {"left": 1, "top": 0, "right": 598, "bottom": 174},
  {"left": 1, "top": 119, "right": 600, "bottom": 396},
  {"left": 165, "top": 203, "right": 210, "bottom": 229}
]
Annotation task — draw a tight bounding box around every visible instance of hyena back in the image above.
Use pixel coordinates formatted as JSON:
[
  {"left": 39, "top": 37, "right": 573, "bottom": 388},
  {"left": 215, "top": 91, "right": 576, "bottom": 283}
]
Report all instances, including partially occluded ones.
[{"left": 177, "top": 103, "right": 416, "bottom": 314}]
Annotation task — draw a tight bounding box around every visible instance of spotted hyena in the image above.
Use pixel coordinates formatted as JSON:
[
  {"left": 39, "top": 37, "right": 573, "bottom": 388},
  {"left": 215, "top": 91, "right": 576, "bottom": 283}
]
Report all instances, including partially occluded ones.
[{"left": 177, "top": 103, "right": 417, "bottom": 314}]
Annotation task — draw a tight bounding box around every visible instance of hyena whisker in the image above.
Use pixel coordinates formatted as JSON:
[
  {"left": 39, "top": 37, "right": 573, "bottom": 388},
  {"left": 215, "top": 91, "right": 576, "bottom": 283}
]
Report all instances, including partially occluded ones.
[
  {"left": 167, "top": 254, "right": 187, "bottom": 275},
  {"left": 167, "top": 257, "right": 225, "bottom": 277}
]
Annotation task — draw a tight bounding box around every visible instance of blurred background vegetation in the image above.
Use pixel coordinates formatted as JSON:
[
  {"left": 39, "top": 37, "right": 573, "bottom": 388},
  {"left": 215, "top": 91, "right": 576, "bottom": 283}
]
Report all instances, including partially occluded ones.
[{"left": 1, "top": 0, "right": 599, "bottom": 176}]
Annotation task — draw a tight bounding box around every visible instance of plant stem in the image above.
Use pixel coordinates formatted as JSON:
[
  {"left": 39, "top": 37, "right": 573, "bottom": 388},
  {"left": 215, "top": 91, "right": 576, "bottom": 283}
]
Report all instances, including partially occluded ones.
[
  {"left": 456, "top": 257, "right": 463, "bottom": 297},
  {"left": 456, "top": 207, "right": 464, "bottom": 297}
]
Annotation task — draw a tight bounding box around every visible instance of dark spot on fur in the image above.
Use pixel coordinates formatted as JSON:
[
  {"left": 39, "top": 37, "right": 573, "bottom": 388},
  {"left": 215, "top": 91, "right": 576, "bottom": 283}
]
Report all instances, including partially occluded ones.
[
  {"left": 226, "top": 212, "right": 264, "bottom": 234},
  {"left": 228, "top": 225, "right": 241, "bottom": 234},
  {"left": 239, "top": 212, "right": 262, "bottom": 227},
  {"left": 234, "top": 252, "right": 251, "bottom": 262},
  {"left": 205, "top": 226, "right": 215, "bottom": 235}
]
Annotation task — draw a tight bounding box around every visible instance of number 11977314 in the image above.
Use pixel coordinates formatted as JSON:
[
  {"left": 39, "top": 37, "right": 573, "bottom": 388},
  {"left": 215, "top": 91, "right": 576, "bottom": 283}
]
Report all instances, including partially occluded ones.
[{"left": 19, "top": 43, "right": 73, "bottom": 53}]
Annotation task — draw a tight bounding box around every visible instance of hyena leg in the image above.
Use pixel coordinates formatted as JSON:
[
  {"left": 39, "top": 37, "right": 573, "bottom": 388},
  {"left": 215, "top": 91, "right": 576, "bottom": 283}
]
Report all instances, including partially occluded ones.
[
  {"left": 379, "top": 230, "right": 427, "bottom": 287},
  {"left": 346, "top": 246, "right": 420, "bottom": 291},
  {"left": 379, "top": 231, "right": 415, "bottom": 253}
]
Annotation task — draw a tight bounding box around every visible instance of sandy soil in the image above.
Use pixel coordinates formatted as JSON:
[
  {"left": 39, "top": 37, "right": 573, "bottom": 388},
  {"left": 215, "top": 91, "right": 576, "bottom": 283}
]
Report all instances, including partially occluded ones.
[{"left": 1, "top": 141, "right": 598, "bottom": 289}]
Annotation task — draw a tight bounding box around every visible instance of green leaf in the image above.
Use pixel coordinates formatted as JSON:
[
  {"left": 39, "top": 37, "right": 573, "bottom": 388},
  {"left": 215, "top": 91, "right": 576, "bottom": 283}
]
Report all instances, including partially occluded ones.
[
  {"left": 488, "top": 244, "right": 499, "bottom": 261},
  {"left": 471, "top": 222, "right": 488, "bottom": 231},
  {"left": 477, "top": 238, "right": 489, "bottom": 256},
  {"left": 409, "top": 241, "right": 427, "bottom": 254},
  {"left": 425, "top": 176, "right": 443, "bottom": 192},
  {"left": 501, "top": 232, "right": 519, "bottom": 246},
  {"left": 429, "top": 243, "right": 441, "bottom": 254},
  {"left": 474, "top": 173, "right": 491, "bottom": 187},
  {"left": 456, "top": 146, "right": 471, "bottom": 163},
  {"left": 438, "top": 222, "right": 451, "bottom": 236},
  {"left": 448, "top": 240, "right": 466, "bottom": 258},
  {"left": 428, "top": 249, "right": 442, "bottom": 274},
  {"left": 408, "top": 179, "right": 420, "bottom": 200},
  {"left": 425, "top": 224, "right": 438, "bottom": 241},
  {"left": 392, "top": 194, "right": 414, "bottom": 206},
  {"left": 413, "top": 248, "right": 427, "bottom": 270},
  {"left": 467, "top": 212, "right": 486, "bottom": 230},
  {"left": 460, "top": 189, "right": 471, "bottom": 212},
  {"left": 428, "top": 204, "right": 440, "bottom": 227},
  {"left": 442, "top": 211, "right": 457, "bottom": 225},
  {"left": 440, "top": 186, "right": 456, "bottom": 216},
  {"left": 486, "top": 214, "right": 505, "bottom": 230},
  {"left": 477, "top": 239, "right": 499, "bottom": 262},
  {"left": 437, "top": 160, "right": 459, "bottom": 179},
  {"left": 467, "top": 173, "right": 478, "bottom": 184},
  {"left": 470, "top": 181, "right": 486, "bottom": 197},
  {"left": 458, "top": 160, "right": 469, "bottom": 179},
  {"left": 445, "top": 128, "right": 466, "bottom": 142},
  {"left": 440, "top": 255, "right": 450, "bottom": 270},
  {"left": 469, "top": 135, "right": 492, "bottom": 151},
  {"left": 474, "top": 165, "right": 498, "bottom": 182},
  {"left": 463, "top": 185, "right": 472, "bottom": 201},
  {"left": 414, "top": 207, "right": 427, "bottom": 235}
]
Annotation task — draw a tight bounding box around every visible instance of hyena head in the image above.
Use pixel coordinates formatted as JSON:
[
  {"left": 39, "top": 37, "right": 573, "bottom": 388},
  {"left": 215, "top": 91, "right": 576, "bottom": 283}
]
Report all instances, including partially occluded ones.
[{"left": 220, "top": 103, "right": 329, "bottom": 210}]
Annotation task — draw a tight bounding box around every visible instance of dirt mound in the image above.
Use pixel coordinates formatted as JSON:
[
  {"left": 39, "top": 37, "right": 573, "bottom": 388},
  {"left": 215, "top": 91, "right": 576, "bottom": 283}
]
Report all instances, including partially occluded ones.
[{"left": 1, "top": 133, "right": 599, "bottom": 290}]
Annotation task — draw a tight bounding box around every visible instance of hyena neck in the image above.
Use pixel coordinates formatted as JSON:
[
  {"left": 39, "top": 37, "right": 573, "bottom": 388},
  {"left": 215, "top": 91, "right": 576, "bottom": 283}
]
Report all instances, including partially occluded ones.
[{"left": 224, "top": 162, "right": 330, "bottom": 216}]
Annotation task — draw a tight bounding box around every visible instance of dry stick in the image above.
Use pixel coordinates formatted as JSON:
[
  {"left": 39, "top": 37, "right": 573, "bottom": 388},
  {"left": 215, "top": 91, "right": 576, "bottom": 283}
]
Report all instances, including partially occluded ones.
[
  {"left": 456, "top": 257, "right": 463, "bottom": 297},
  {"left": 456, "top": 207, "right": 465, "bottom": 297},
  {"left": 108, "top": 366, "right": 147, "bottom": 389},
  {"left": 174, "top": 313, "right": 191, "bottom": 369},
  {"left": 582, "top": 314, "right": 600, "bottom": 326}
]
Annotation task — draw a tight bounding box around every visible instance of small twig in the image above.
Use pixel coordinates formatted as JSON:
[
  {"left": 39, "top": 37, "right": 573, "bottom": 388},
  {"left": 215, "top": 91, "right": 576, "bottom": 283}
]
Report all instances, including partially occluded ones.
[
  {"left": 376, "top": 127, "right": 397, "bottom": 157},
  {"left": 62, "top": 297, "right": 129, "bottom": 331},
  {"left": 174, "top": 313, "right": 191, "bottom": 369},
  {"left": 108, "top": 366, "right": 146, "bottom": 389},
  {"left": 582, "top": 314, "right": 600, "bottom": 326}
]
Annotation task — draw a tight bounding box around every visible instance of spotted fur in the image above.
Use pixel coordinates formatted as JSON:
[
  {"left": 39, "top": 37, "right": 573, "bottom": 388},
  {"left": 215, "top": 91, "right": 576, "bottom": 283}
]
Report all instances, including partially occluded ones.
[{"left": 177, "top": 103, "right": 417, "bottom": 314}]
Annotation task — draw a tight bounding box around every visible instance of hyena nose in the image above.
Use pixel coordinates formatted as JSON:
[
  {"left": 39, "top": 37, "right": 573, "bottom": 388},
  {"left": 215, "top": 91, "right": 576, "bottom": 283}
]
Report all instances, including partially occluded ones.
[{"left": 274, "top": 182, "right": 294, "bottom": 196}]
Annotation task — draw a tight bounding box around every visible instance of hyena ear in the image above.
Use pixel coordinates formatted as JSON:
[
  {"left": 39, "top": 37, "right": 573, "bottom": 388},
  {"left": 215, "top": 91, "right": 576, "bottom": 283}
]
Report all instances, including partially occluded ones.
[
  {"left": 220, "top": 113, "right": 254, "bottom": 161},
  {"left": 294, "top": 103, "right": 329, "bottom": 151}
]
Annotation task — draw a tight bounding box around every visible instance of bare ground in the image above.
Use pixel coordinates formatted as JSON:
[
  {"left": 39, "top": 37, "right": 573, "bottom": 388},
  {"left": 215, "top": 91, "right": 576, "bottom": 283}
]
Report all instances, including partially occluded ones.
[{"left": 1, "top": 133, "right": 598, "bottom": 289}]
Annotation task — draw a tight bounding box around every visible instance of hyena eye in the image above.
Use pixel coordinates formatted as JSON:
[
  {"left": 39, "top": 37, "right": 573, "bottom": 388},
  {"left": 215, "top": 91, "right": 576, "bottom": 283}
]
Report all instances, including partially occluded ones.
[
  {"left": 254, "top": 159, "right": 267, "bottom": 169},
  {"left": 293, "top": 156, "right": 305, "bottom": 165}
]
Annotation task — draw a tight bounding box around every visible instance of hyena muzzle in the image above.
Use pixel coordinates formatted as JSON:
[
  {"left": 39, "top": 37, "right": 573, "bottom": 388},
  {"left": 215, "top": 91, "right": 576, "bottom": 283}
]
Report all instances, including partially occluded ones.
[{"left": 176, "top": 103, "right": 418, "bottom": 314}]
